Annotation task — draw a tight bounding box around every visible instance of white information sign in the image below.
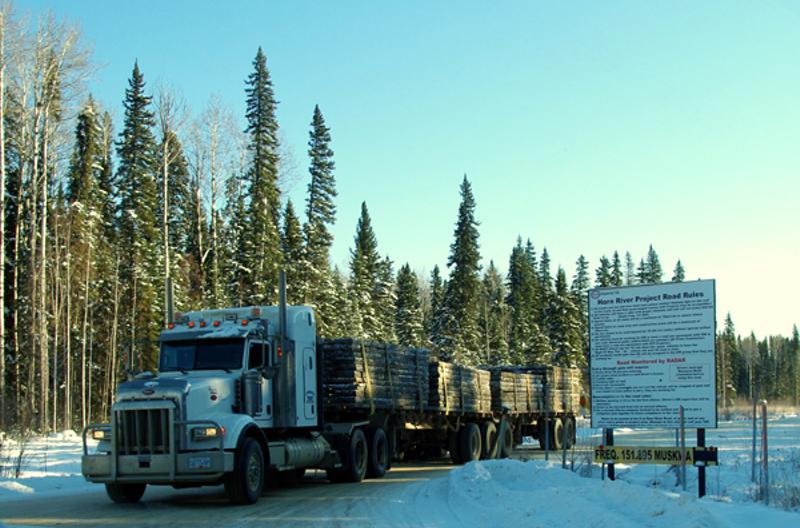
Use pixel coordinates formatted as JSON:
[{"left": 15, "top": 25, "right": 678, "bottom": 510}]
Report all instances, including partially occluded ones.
[{"left": 589, "top": 279, "right": 716, "bottom": 429}]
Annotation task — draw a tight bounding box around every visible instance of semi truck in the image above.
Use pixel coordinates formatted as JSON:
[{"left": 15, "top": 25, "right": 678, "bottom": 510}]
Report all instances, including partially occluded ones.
[{"left": 82, "top": 276, "right": 580, "bottom": 505}]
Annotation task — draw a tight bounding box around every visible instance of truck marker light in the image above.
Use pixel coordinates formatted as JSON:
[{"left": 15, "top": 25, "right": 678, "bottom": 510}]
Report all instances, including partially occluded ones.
[
  {"left": 241, "top": 319, "right": 249, "bottom": 326},
  {"left": 188, "top": 321, "right": 196, "bottom": 328},
  {"left": 212, "top": 321, "right": 220, "bottom": 327},
  {"left": 210, "top": 394, "right": 218, "bottom": 401},
  {"left": 251, "top": 307, "right": 261, "bottom": 317},
  {"left": 277, "top": 346, "right": 283, "bottom": 359},
  {"left": 168, "top": 323, "right": 175, "bottom": 330},
  {"left": 200, "top": 321, "right": 207, "bottom": 328}
]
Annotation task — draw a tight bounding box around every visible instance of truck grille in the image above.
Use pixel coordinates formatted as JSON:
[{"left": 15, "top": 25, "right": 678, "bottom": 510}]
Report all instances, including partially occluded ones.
[{"left": 115, "top": 408, "right": 171, "bottom": 455}]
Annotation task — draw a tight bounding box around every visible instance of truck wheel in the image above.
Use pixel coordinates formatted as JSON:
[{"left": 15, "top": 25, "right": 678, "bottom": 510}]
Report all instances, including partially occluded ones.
[
  {"left": 459, "top": 423, "right": 482, "bottom": 462},
  {"left": 105, "top": 483, "right": 146, "bottom": 503},
  {"left": 366, "top": 427, "right": 389, "bottom": 479},
  {"left": 498, "top": 419, "right": 514, "bottom": 458},
  {"left": 225, "top": 437, "right": 265, "bottom": 504},
  {"left": 327, "top": 428, "right": 368, "bottom": 483},
  {"left": 563, "top": 417, "right": 576, "bottom": 449},
  {"left": 549, "top": 417, "right": 564, "bottom": 451},
  {"left": 448, "top": 429, "right": 464, "bottom": 464},
  {"left": 480, "top": 421, "right": 498, "bottom": 459}
]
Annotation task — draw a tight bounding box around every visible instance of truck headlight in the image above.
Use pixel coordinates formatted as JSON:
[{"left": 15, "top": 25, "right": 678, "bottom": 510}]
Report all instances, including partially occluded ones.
[
  {"left": 192, "top": 426, "right": 224, "bottom": 440},
  {"left": 91, "top": 427, "right": 111, "bottom": 441}
]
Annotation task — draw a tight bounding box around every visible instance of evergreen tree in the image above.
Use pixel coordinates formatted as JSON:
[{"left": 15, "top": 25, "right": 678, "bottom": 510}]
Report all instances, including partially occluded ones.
[
  {"left": 624, "top": 251, "right": 636, "bottom": 285},
  {"left": 636, "top": 258, "right": 648, "bottom": 284},
  {"left": 595, "top": 256, "right": 612, "bottom": 287},
  {"left": 281, "top": 200, "right": 305, "bottom": 305},
  {"left": 115, "top": 62, "right": 162, "bottom": 371},
  {"left": 645, "top": 244, "right": 663, "bottom": 283},
  {"left": 374, "top": 256, "right": 397, "bottom": 343},
  {"left": 304, "top": 105, "right": 337, "bottom": 303},
  {"left": 426, "top": 265, "right": 446, "bottom": 351},
  {"left": 349, "top": 202, "right": 381, "bottom": 339},
  {"left": 538, "top": 247, "right": 553, "bottom": 331},
  {"left": 506, "top": 238, "right": 537, "bottom": 364},
  {"left": 718, "top": 313, "right": 739, "bottom": 407},
  {"left": 222, "top": 171, "right": 246, "bottom": 307},
  {"left": 395, "top": 263, "right": 424, "bottom": 347},
  {"left": 672, "top": 260, "right": 685, "bottom": 282},
  {"left": 571, "top": 255, "right": 590, "bottom": 296},
  {"left": 548, "top": 267, "right": 584, "bottom": 367},
  {"left": 441, "top": 176, "right": 482, "bottom": 364},
  {"left": 241, "top": 47, "right": 282, "bottom": 304},
  {"left": 480, "top": 260, "right": 509, "bottom": 365},
  {"left": 610, "top": 251, "right": 623, "bottom": 286}
]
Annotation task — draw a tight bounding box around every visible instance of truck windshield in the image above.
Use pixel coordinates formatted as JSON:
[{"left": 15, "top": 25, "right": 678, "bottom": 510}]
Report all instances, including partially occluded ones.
[{"left": 159, "top": 338, "right": 244, "bottom": 372}]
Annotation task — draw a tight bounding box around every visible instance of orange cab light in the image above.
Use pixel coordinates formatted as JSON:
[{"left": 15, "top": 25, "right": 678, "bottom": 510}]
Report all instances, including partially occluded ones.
[
  {"left": 213, "top": 321, "right": 220, "bottom": 327},
  {"left": 241, "top": 319, "right": 249, "bottom": 326},
  {"left": 277, "top": 345, "right": 283, "bottom": 358},
  {"left": 188, "top": 321, "right": 195, "bottom": 328},
  {"left": 200, "top": 321, "right": 207, "bottom": 328},
  {"left": 251, "top": 307, "right": 261, "bottom": 317},
  {"left": 168, "top": 323, "right": 175, "bottom": 330}
]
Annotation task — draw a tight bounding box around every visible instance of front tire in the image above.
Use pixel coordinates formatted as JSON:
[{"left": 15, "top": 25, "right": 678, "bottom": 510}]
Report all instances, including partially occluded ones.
[
  {"left": 225, "top": 437, "right": 265, "bottom": 505},
  {"left": 105, "top": 483, "right": 146, "bottom": 503}
]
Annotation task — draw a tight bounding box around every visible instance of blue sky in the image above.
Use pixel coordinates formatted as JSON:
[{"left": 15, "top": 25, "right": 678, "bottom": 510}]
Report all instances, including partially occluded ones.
[{"left": 18, "top": 1, "right": 800, "bottom": 336}]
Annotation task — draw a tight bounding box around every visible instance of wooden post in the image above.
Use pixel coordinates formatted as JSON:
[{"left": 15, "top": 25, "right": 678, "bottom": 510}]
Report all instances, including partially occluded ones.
[
  {"left": 761, "top": 400, "right": 769, "bottom": 505},
  {"left": 697, "top": 428, "right": 706, "bottom": 498},
  {"left": 605, "top": 428, "right": 615, "bottom": 480}
]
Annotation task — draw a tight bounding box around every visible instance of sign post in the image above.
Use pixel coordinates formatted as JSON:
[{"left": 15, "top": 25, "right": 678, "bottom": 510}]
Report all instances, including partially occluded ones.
[{"left": 588, "top": 279, "right": 717, "bottom": 497}]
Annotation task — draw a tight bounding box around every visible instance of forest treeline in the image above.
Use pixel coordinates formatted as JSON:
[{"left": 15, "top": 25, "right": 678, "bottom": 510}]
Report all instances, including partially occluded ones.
[{"left": 0, "top": 6, "right": 796, "bottom": 433}]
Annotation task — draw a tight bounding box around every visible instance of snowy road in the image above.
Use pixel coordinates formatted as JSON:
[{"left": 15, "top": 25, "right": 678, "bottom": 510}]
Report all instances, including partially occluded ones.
[{"left": 0, "top": 461, "right": 456, "bottom": 527}]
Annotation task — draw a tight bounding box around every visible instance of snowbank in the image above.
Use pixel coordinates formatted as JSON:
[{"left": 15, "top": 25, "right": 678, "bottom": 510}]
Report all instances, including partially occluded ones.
[{"left": 398, "top": 459, "right": 797, "bottom": 527}]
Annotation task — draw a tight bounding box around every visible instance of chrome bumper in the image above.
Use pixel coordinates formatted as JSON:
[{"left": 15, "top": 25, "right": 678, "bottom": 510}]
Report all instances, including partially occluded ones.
[{"left": 82, "top": 400, "right": 232, "bottom": 484}]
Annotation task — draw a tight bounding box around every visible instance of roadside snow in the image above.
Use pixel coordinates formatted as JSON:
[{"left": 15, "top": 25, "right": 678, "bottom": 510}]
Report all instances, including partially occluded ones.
[
  {"left": 394, "top": 459, "right": 797, "bottom": 527},
  {"left": 0, "top": 430, "right": 97, "bottom": 503}
]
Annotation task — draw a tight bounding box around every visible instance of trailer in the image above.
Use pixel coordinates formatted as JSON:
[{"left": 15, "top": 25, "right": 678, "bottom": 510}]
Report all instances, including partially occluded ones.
[{"left": 82, "top": 275, "right": 581, "bottom": 505}]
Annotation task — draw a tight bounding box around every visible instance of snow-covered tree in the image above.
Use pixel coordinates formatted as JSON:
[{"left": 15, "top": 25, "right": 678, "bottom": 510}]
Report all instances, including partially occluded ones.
[{"left": 395, "top": 263, "right": 424, "bottom": 347}]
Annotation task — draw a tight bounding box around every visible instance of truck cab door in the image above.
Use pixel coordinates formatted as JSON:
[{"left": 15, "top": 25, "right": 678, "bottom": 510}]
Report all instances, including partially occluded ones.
[{"left": 247, "top": 340, "right": 273, "bottom": 422}]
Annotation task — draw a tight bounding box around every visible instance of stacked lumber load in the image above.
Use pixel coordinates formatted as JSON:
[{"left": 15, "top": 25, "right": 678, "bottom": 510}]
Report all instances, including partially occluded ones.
[
  {"left": 428, "top": 362, "right": 492, "bottom": 414},
  {"left": 319, "top": 339, "right": 430, "bottom": 412},
  {"left": 486, "top": 369, "right": 544, "bottom": 413},
  {"left": 526, "top": 365, "right": 582, "bottom": 412}
]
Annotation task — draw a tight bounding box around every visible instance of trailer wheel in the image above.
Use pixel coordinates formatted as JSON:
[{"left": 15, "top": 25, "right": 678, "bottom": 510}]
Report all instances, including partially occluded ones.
[
  {"left": 549, "top": 417, "right": 564, "bottom": 451},
  {"left": 459, "top": 423, "right": 482, "bottom": 462},
  {"left": 105, "top": 483, "right": 146, "bottom": 503},
  {"left": 480, "top": 421, "right": 498, "bottom": 459},
  {"left": 498, "top": 419, "right": 514, "bottom": 458},
  {"left": 224, "top": 437, "right": 265, "bottom": 504},
  {"left": 563, "top": 416, "right": 576, "bottom": 449},
  {"left": 366, "top": 427, "right": 389, "bottom": 478},
  {"left": 448, "top": 429, "right": 464, "bottom": 464},
  {"left": 326, "top": 428, "right": 368, "bottom": 483}
]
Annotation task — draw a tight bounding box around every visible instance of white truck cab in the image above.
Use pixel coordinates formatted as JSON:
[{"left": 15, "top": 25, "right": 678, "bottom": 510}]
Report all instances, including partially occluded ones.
[{"left": 82, "top": 302, "right": 338, "bottom": 505}]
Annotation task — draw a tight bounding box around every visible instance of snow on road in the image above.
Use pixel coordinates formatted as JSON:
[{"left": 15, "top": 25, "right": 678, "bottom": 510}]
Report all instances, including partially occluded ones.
[{"left": 1, "top": 415, "right": 798, "bottom": 527}]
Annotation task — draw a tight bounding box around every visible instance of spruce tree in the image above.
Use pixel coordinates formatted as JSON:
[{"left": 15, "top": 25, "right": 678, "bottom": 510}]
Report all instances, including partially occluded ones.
[
  {"left": 115, "top": 62, "right": 162, "bottom": 371},
  {"left": 548, "top": 267, "right": 584, "bottom": 368},
  {"left": 506, "top": 238, "right": 536, "bottom": 364},
  {"left": 441, "top": 176, "right": 482, "bottom": 364},
  {"left": 672, "top": 260, "right": 685, "bottom": 282},
  {"left": 349, "top": 202, "right": 381, "bottom": 339},
  {"left": 480, "top": 260, "right": 509, "bottom": 365},
  {"left": 241, "top": 47, "right": 282, "bottom": 304},
  {"left": 426, "top": 265, "right": 445, "bottom": 351},
  {"left": 646, "top": 244, "right": 663, "bottom": 283},
  {"left": 624, "top": 251, "right": 636, "bottom": 285},
  {"left": 374, "top": 256, "right": 397, "bottom": 343},
  {"left": 538, "top": 247, "right": 553, "bottom": 332},
  {"left": 304, "top": 105, "right": 337, "bottom": 302},
  {"left": 610, "top": 251, "right": 623, "bottom": 286},
  {"left": 595, "top": 256, "right": 612, "bottom": 287},
  {"left": 281, "top": 200, "right": 305, "bottom": 305},
  {"left": 636, "top": 258, "right": 649, "bottom": 284},
  {"left": 395, "top": 263, "right": 424, "bottom": 347}
]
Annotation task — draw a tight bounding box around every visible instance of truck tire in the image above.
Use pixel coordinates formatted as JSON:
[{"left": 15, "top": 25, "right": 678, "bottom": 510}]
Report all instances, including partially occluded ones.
[
  {"left": 105, "top": 483, "right": 146, "bottom": 503},
  {"left": 480, "top": 421, "right": 498, "bottom": 459},
  {"left": 225, "top": 437, "right": 265, "bottom": 504},
  {"left": 448, "top": 429, "right": 464, "bottom": 464},
  {"left": 326, "top": 428, "right": 368, "bottom": 483},
  {"left": 459, "top": 423, "right": 482, "bottom": 462},
  {"left": 549, "top": 417, "right": 564, "bottom": 451},
  {"left": 498, "top": 419, "right": 514, "bottom": 458},
  {"left": 563, "top": 416, "right": 575, "bottom": 449},
  {"left": 366, "top": 427, "right": 389, "bottom": 479}
]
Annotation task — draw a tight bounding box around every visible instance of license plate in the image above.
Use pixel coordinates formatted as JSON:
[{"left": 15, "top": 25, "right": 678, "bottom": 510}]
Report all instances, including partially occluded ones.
[{"left": 188, "top": 456, "right": 212, "bottom": 469}]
